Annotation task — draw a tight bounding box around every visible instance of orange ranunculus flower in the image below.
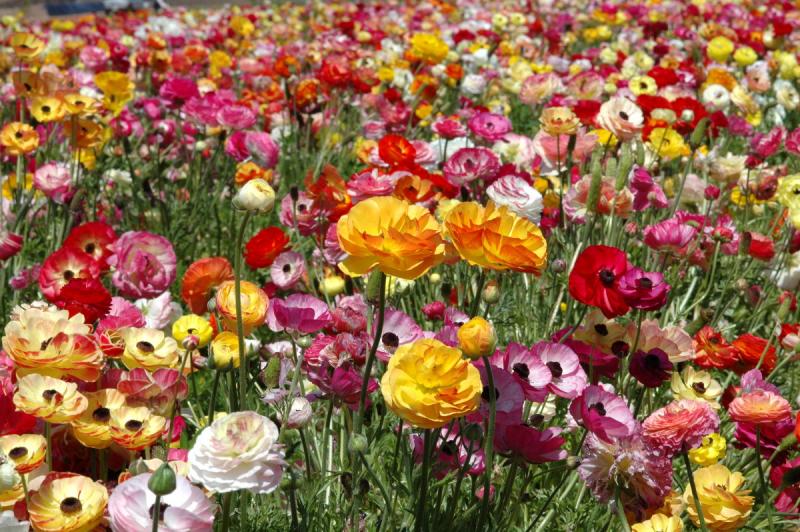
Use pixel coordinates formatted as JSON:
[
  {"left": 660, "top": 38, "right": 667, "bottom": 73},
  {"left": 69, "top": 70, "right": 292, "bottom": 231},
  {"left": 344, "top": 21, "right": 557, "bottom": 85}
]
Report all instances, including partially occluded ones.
[
  {"left": 3, "top": 306, "right": 104, "bottom": 382},
  {"left": 393, "top": 173, "right": 437, "bottom": 203},
  {"left": 181, "top": 257, "right": 235, "bottom": 314},
  {"left": 214, "top": 280, "right": 269, "bottom": 335},
  {"left": 13, "top": 374, "right": 88, "bottom": 424},
  {"left": 731, "top": 333, "right": 776, "bottom": 375},
  {"left": 28, "top": 472, "right": 108, "bottom": 532},
  {"left": 70, "top": 389, "right": 127, "bottom": 449},
  {"left": 336, "top": 196, "right": 446, "bottom": 280},
  {"left": 294, "top": 78, "right": 322, "bottom": 112},
  {"left": 235, "top": 161, "right": 270, "bottom": 186},
  {"left": 10, "top": 33, "right": 46, "bottom": 60},
  {"left": 0, "top": 122, "right": 39, "bottom": 155},
  {"left": 63, "top": 118, "right": 105, "bottom": 149},
  {"left": 109, "top": 406, "right": 166, "bottom": 451},
  {"left": 305, "top": 164, "right": 352, "bottom": 222},
  {"left": 29, "top": 96, "right": 66, "bottom": 123},
  {"left": 12, "top": 71, "right": 43, "bottom": 98},
  {"left": 275, "top": 55, "right": 300, "bottom": 77},
  {"left": 444, "top": 201, "right": 548, "bottom": 274},
  {"left": 0, "top": 433, "right": 46, "bottom": 473},
  {"left": 728, "top": 390, "right": 792, "bottom": 426}
]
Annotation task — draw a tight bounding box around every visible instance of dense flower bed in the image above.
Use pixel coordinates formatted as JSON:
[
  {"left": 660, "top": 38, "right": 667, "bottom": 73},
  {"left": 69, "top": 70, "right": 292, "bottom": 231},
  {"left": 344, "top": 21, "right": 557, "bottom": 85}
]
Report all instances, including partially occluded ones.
[{"left": 2, "top": 0, "right": 800, "bottom": 530}]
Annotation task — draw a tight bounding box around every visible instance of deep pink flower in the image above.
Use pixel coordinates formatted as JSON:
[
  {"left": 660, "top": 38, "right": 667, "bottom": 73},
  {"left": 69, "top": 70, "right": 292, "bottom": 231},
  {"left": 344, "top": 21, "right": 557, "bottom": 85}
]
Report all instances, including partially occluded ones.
[
  {"left": 494, "top": 343, "right": 551, "bottom": 402},
  {"left": 570, "top": 385, "right": 636, "bottom": 443},
  {"left": 217, "top": 104, "right": 257, "bottom": 129},
  {"left": 786, "top": 128, "right": 800, "bottom": 156},
  {"left": 411, "top": 425, "right": 485, "bottom": 479},
  {"left": 267, "top": 294, "right": 332, "bottom": 335},
  {"left": 346, "top": 169, "right": 397, "bottom": 204},
  {"left": 331, "top": 295, "right": 368, "bottom": 334},
  {"left": 8, "top": 264, "right": 40, "bottom": 290},
  {"left": 734, "top": 416, "right": 793, "bottom": 459},
  {"left": 643, "top": 219, "right": 698, "bottom": 253},
  {"left": 751, "top": 127, "right": 784, "bottom": 158},
  {"left": 470, "top": 365, "right": 525, "bottom": 425},
  {"left": 617, "top": 268, "right": 670, "bottom": 310},
  {"left": 422, "top": 301, "right": 446, "bottom": 321},
  {"left": 443, "top": 147, "right": 500, "bottom": 185},
  {"left": 630, "top": 167, "right": 668, "bottom": 211},
  {"left": 468, "top": 112, "right": 512, "bottom": 141},
  {"left": 771, "top": 456, "right": 800, "bottom": 513},
  {"left": 108, "top": 231, "right": 177, "bottom": 298},
  {"left": 0, "top": 230, "right": 23, "bottom": 261},
  {"left": 245, "top": 131, "right": 280, "bottom": 168},
  {"left": 159, "top": 77, "right": 200, "bottom": 104},
  {"left": 495, "top": 424, "right": 567, "bottom": 464},
  {"left": 225, "top": 130, "right": 249, "bottom": 161},
  {"left": 279, "top": 192, "right": 321, "bottom": 236},
  {"left": 432, "top": 116, "right": 467, "bottom": 139},
  {"left": 533, "top": 341, "right": 587, "bottom": 399},
  {"left": 642, "top": 399, "right": 719, "bottom": 456}
]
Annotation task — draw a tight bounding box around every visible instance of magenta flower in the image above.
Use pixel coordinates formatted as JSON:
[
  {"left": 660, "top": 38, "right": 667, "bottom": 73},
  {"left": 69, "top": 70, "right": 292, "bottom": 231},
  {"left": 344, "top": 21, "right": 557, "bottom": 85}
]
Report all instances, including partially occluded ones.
[
  {"left": 570, "top": 385, "right": 636, "bottom": 443},
  {"left": 279, "top": 192, "right": 321, "bottom": 236},
  {"left": 629, "top": 348, "right": 673, "bottom": 388},
  {"left": 643, "top": 219, "right": 698, "bottom": 253},
  {"left": 617, "top": 268, "right": 670, "bottom": 310},
  {"left": 159, "top": 76, "right": 200, "bottom": 105},
  {"left": 495, "top": 343, "right": 551, "bottom": 402},
  {"left": 0, "top": 230, "right": 23, "bottom": 261},
  {"left": 217, "top": 104, "right": 257, "bottom": 129},
  {"left": 109, "top": 231, "right": 177, "bottom": 298},
  {"left": 630, "top": 167, "right": 668, "bottom": 212},
  {"left": 740, "top": 369, "right": 781, "bottom": 395},
  {"left": 470, "top": 364, "right": 525, "bottom": 425},
  {"left": 495, "top": 424, "right": 567, "bottom": 464},
  {"left": 411, "top": 425, "right": 485, "bottom": 480},
  {"left": 267, "top": 294, "right": 332, "bottom": 335},
  {"left": 750, "top": 126, "right": 784, "bottom": 158},
  {"left": 307, "top": 360, "right": 377, "bottom": 409},
  {"left": 270, "top": 251, "right": 305, "bottom": 289},
  {"left": 442, "top": 147, "right": 500, "bottom": 185},
  {"left": 245, "top": 131, "right": 280, "bottom": 169},
  {"left": 468, "top": 111, "right": 512, "bottom": 142},
  {"left": 786, "top": 127, "right": 800, "bottom": 156},
  {"left": 432, "top": 116, "right": 467, "bottom": 139},
  {"left": 108, "top": 472, "right": 215, "bottom": 532},
  {"left": 422, "top": 301, "right": 446, "bottom": 321},
  {"left": 734, "top": 416, "right": 793, "bottom": 459},
  {"left": 331, "top": 295, "right": 368, "bottom": 334},
  {"left": 375, "top": 308, "right": 424, "bottom": 362},
  {"left": 346, "top": 168, "right": 397, "bottom": 203},
  {"left": 532, "top": 341, "right": 587, "bottom": 399}
]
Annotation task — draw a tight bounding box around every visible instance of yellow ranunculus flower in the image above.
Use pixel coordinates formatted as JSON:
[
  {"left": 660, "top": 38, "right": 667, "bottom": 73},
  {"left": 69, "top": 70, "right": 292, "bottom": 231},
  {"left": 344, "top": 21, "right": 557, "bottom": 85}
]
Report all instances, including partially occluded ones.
[
  {"left": 683, "top": 464, "right": 753, "bottom": 530},
  {"left": 63, "top": 93, "right": 99, "bottom": 116},
  {"left": 409, "top": 33, "right": 449, "bottom": 65},
  {"left": 0, "top": 122, "right": 39, "bottom": 155},
  {"left": 10, "top": 32, "right": 45, "bottom": 60},
  {"left": 457, "top": 317, "right": 497, "bottom": 359},
  {"left": 629, "top": 75, "right": 658, "bottom": 96},
  {"left": 777, "top": 174, "right": 800, "bottom": 228},
  {"left": 0, "top": 434, "right": 46, "bottom": 474},
  {"left": 28, "top": 473, "right": 108, "bottom": 532},
  {"left": 336, "top": 196, "right": 446, "bottom": 280},
  {"left": 70, "top": 389, "right": 127, "bottom": 449},
  {"left": 109, "top": 406, "right": 167, "bottom": 451},
  {"left": 670, "top": 366, "right": 722, "bottom": 408},
  {"left": 689, "top": 433, "right": 727, "bottom": 466},
  {"left": 13, "top": 374, "right": 88, "bottom": 424},
  {"left": 632, "top": 514, "right": 683, "bottom": 532},
  {"left": 209, "top": 331, "right": 241, "bottom": 370},
  {"left": 172, "top": 314, "right": 213, "bottom": 348},
  {"left": 444, "top": 201, "right": 548, "bottom": 274},
  {"left": 230, "top": 15, "right": 255, "bottom": 37},
  {"left": 707, "top": 36, "right": 735, "bottom": 63},
  {"left": 647, "top": 128, "right": 690, "bottom": 161},
  {"left": 29, "top": 96, "right": 66, "bottom": 123},
  {"left": 733, "top": 46, "right": 757, "bottom": 66},
  {"left": 381, "top": 338, "right": 481, "bottom": 429},
  {"left": 214, "top": 280, "right": 269, "bottom": 336},
  {"left": 121, "top": 327, "right": 180, "bottom": 371}
]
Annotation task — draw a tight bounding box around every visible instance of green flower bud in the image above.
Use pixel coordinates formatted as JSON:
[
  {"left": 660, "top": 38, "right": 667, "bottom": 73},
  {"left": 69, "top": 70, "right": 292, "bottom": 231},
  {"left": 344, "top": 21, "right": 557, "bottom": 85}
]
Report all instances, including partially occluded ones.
[
  {"left": 689, "top": 117, "right": 709, "bottom": 150},
  {"left": 148, "top": 463, "right": 177, "bottom": 496},
  {"left": 348, "top": 433, "right": 368, "bottom": 454}
]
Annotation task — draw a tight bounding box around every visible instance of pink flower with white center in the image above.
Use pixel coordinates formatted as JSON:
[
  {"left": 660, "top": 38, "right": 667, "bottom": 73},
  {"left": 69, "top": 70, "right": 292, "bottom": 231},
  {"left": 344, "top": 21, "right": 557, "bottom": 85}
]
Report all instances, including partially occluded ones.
[
  {"left": 569, "top": 385, "right": 636, "bottom": 443},
  {"left": 33, "top": 162, "right": 74, "bottom": 204},
  {"left": 532, "top": 341, "right": 587, "bottom": 399},
  {"left": 270, "top": 251, "right": 305, "bottom": 289},
  {"left": 267, "top": 293, "right": 332, "bottom": 335},
  {"left": 495, "top": 342, "right": 551, "bottom": 402},
  {"left": 189, "top": 411, "right": 285, "bottom": 494},
  {"left": 109, "top": 231, "right": 177, "bottom": 299},
  {"left": 108, "top": 472, "right": 215, "bottom": 532},
  {"left": 486, "top": 175, "right": 544, "bottom": 224},
  {"left": 443, "top": 147, "right": 500, "bottom": 186}
]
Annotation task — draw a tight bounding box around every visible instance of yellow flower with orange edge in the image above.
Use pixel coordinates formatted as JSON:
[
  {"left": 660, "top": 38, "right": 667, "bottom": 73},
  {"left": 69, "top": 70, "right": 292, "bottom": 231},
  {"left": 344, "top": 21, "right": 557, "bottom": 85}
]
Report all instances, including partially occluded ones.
[
  {"left": 13, "top": 374, "right": 88, "bottom": 424},
  {"left": 0, "top": 122, "right": 38, "bottom": 155},
  {"left": 381, "top": 338, "right": 481, "bottom": 429},
  {"left": 10, "top": 32, "right": 45, "bottom": 60},
  {"left": 0, "top": 434, "right": 46, "bottom": 473},
  {"left": 540, "top": 107, "right": 580, "bottom": 136},
  {"left": 121, "top": 327, "right": 180, "bottom": 371},
  {"left": 63, "top": 118, "right": 105, "bottom": 150},
  {"left": 109, "top": 406, "right": 167, "bottom": 451},
  {"left": 214, "top": 280, "right": 269, "bottom": 336},
  {"left": 235, "top": 161, "right": 270, "bottom": 186},
  {"left": 457, "top": 317, "right": 497, "bottom": 359},
  {"left": 70, "top": 389, "right": 127, "bottom": 449},
  {"left": 28, "top": 472, "right": 108, "bottom": 532}
]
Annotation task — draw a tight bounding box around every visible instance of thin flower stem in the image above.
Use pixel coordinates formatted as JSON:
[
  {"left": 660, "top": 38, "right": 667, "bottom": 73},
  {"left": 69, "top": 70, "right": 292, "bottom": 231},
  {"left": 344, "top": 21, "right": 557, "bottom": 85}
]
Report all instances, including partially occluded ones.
[
  {"left": 755, "top": 427, "right": 776, "bottom": 532},
  {"left": 614, "top": 484, "right": 631, "bottom": 532},
  {"left": 681, "top": 450, "right": 709, "bottom": 532},
  {"left": 476, "top": 357, "right": 497, "bottom": 530},
  {"left": 233, "top": 211, "right": 252, "bottom": 411},
  {"left": 414, "top": 429, "right": 434, "bottom": 532},
  {"left": 206, "top": 368, "right": 223, "bottom": 424},
  {"left": 354, "top": 272, "right": 387, "bottom": 435},
  {"left": 469, "top": 269, "right": 486, "bottom": 317},
  {"left": 151, "top": 494, "right": 162, "bottom": 532}
]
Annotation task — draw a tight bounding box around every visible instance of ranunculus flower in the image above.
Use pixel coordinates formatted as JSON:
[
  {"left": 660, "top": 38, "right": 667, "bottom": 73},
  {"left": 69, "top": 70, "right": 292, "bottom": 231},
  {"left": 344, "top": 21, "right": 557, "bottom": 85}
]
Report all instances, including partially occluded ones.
[
  {"left": 62, "top": 221, "right": 118, "bottom": 268},
  {"left": 108, "top": 472, "right": 215, "bottom": 532},
  {"left": 569, "top": 385, "right": 636, "bottom": 443},
  {"left": 568, "top": 245, "right": 630, "bottom": 318},
  {"left": 39, "top": 247, "right": 100, "bottom": 300},
  {"left": 33, "top": 162, "right": 73, "bottom": 204},
  {"left": 245, "top": 131, "right": 279, "bottom": 168},
  {"left": 109, "top": 231, "right": 177, "bottom": 299},
  {"left": 467, "top": 112, "right": 512, "bottom": 142},
  {"left": 442, "top": 147, "right": 500, "bottom": 185},
  {"left": 244, "top": 227, "right": 289, "bottom": 270},
  {"left": 495, "top": 424, "right": 567, "bottom": 464},
  {"left": 336, "top": 196, "right": 445, "bottom": 280},
  {"left": 215, "top": 280, "right": 269, "bottom": 335},
  {"left": 643, "top": 219, "right": 698, "bottom": 253},
  {"left": 188, "top": 411, "right": 285, "bottom": 494},
  {"left": 13, "top": 373, "right": 88, "bottom": 423},
  {"left": 0, "top": 230, "right": 23, "bottom": 261},
  {"left": 728, "top": 390, "right": 792, "bottom": 426},
  {"left": 270, "top": 251, "right": 305, "bottom": 289},
  {"left": 683, "top": 465, "right": 753, "bottom": 531},
  {"left": 486, "top": 175, "right": 544, "bottom": 224},
  {"left": 381, "top": 338, "right": 481, "bottom": 429},
  {"left": 617, "top": 268, "right": 670, "bottom": 311},
  {"left": 28, "top": 473, "right": 108, "bottom": 532},
  {"left": 642, "top": 399, "right": 720, "bottom": 456},
  {"left": 266, "top": 294, "right": 332, "bottom": 335},
  {"left": 596, "top": 97, "right": 644, "bottom": 141},
  {"left": 180, "top": 257, "right": 234, "bottom": 315},
  {"left": 444, "top": 201, "right": 547, "bottom": 274},
  {"left": 52, "top": 277, "right": 112, "bottom": 324}
]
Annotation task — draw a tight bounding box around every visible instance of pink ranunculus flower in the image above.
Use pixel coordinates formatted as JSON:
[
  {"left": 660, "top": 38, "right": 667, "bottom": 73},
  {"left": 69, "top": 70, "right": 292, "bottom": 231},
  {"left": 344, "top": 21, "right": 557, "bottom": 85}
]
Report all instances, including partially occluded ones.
[
  {"left": 270, "top": 251, "right": 305, "bottom": 289},
  {"left": 225, "top": 130, "right": 249, "bottom": 161},
  {"left": 135, "top": 291, "right": 181, "bottom": 330},
  {"left": 346, "top": 169, "right": 397, "bottom": 204},
  {"left": 279, "top": 192, "right": 321, "bottom": 236},
  {"left": 443, "top": 147, "right": 500, "bottom": 185},
  {"left": 374, "top": 308, "right": 425, "bottom": 362},
  {"left": 786, "top": 127, "right": 800, "bottom": 156},
  {"left": 34, "top": 162, "right": 74, "bottom": 204},
  {"left": 0, "top": 230, "right": 23, "bottom": 261},
  {"left": 245, "top": 131, "right": 280, "bottom": 169},
  {"left": 642, "top": 399, "right": 719, "bottom": 456},
  {"left": 532, "top": 341, "right": 587, "bottom": 399},
  {"left": 467, "top": 112, "right": 512, "bottom": 142},
  {"left": 493, "top": 342, "right": 551, "bottom": 402},
  {"left": 617, "top": 268, "right": 670, "bottom": 311},
  {"left": 486, "top": 175, "right": 544, "bottom": 224},
  {"left": 159, "top": 77, "right": 200, "bottom": 105},
  {"left": 750, "top": 126, "right": 785, "bottom": 158},
  {"left": 432, "top": 116, "right": 467, "bottom": 139},
  {"left": 630, "top": 167, "right": 668, "bottom": 211},
  {"left": 569, "top": 385, "right": 636, "bottom": 443},
  {"left": 109, "top": 231, "right": 177, "bottom": 298},
  {"left": 108, "top": 472, "right": 216, "bottom": 532},
  {"left": 216, "top": 104, "right": 257, "bottom": 129},
  {"left": 642, "top": 218, "right": 698, "bottom": 253},
  {"left": 117, "top": 368, "right": 188, "bottom": 415},
  {"left": 495, "top": 424, "right": 567, "bottom": 464},
  {"left": 267, "top": 293, "right": 332, "bottom": 335},
  {"left": 532, "top": 129, "right": 597, "bottom": 168}
]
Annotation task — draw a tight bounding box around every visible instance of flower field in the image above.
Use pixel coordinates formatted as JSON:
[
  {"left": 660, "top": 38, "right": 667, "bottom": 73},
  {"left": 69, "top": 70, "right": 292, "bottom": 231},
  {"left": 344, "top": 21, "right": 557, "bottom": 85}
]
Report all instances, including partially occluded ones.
[{"left": 4, "top": 0, "right": 800, "bottom": 530}]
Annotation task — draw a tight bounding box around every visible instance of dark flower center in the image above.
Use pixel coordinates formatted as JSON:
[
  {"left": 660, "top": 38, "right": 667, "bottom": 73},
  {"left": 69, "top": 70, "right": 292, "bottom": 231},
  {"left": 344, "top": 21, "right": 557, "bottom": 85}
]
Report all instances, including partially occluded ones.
[
  {"left": 381, "top": 332, "right": 399, "bottom": 349},
  {"left": 589, "top": 402, "right": 606, "bottom": 416},
  {"left": 598, "top": 269, "right": 615, "bottom": 286},
  {"left": 637, "top": 277, "right": 653, "bottom": 289},
  {"left": 619, "top": 111, "right": 629, "bottom": 120},
  {"left": 545, "top": 361, "right": 563, "bottom": 378},
  {"left": 125, "top": 419, "right": 144, "bottom": 431},
  {"left": 594, "top": 324, "right": 609, "bottom": 336},
  {"left": 644, "top": 353, "right": 662, "bottom": 370},
  {"left": 40, "top": 337, "right": 53, "bottom": 350},
  {"left": 481, "top": 386, "right": 499, "bottom": 402},
  {"left": 512, "top": 362, "right": 530, "bottom": 379},
  {"left": 692, "top": 382, "right": 707, "bottom": 394},
  {"left": 8, "top": 446, "right": 27, "bottom": 459},
  {"left": 92, "top": 407, "right": 111, "bottom": 423},
  {"left": 136, "top": 341, "right": 155, "bottom": 353},
  {"left": 440, "top": 441, "right": 458, "bottom": 456},
  {"left": 611, "top": 341, "right": 629, "bottom": 358},
  {"left": 282, "top": 264, "right": 291, "bottom": 273},
  {"left": 42, "top": 105, "right": 51, "bottom": 113},
  {"left": 149, "top": 502, "right": 170, "bottom": 520},
  {"left": 63, "top": 270, "right": 74, "bottom": 281},
  {"left": 42, "top": 389, "right": 60, "bottom": 401},
  {"left": 84, "top": 243, "right": 96, "bottom": 254},
  {"left": 60, "top": 497, "right": 82, "bottom": 514}
]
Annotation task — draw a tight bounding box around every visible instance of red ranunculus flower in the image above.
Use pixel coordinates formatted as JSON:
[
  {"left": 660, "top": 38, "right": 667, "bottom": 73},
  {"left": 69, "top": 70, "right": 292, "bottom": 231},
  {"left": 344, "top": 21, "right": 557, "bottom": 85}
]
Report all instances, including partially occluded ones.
[
  {"left": 53, "top": 277, "right": 112, "bottom": 324},
  {"left": 568, "top": 245, "right": 630, "bottom": 318},
  {"left": 378, "top": 134, "right": 416, "bottom": 167},
  {"left": 732, "top": 333, "right": 777, "bottom": 375},
  {"left": 63, "top": 221, "right": 118, "bottom": 269},
  {"left": 244, "top": 227, "right": 290, "bottom": 270},
  {"left": 747, "top": 232, "right": 775, "bottom": 261}
]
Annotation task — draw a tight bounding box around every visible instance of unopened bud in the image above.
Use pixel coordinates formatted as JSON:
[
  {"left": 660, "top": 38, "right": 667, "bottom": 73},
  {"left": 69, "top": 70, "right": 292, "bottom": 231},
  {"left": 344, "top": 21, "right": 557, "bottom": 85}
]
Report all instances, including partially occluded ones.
[
  {"left": 778, "top": 297, "right": 793, "bottom": 322},
  {"left": 551, "top": 259, "right": 566, "bottom": 273},
  {"left": 481, "top": 280, "right": 500, "bottom": 304},
  {"left": 0, "top": 455, "right": 20, "bottom": 491},
  {"left": 181, "top": 335, "right": 199, "bottom": 351},
  {"left": 289, "top": 185, "right": 299, "bottom": 202},
  {"left": 349, "top": 433, "right": 368, "bottom": 454},
  {"left": 635, "top": 140, "right": 645, "bottom": 166},
  {"left": 148, "top": 463, "right": 177, "bottom": 496},
  {"left": 457, "top": 317, "right": 497, "bottom": 359},
  {"left": 262, "top": 357, "right": 282, "bottom": 389},
  {"left": 587, "top": 152, "right": 604, "bottom": 213},
  {"left": 734, "top": 278, "right": 749, "bottom": 292},
  {"left": 566, "top": 456, "right": 581, "bottom": 469},
  {"left": 689, "top": 117, "right": 709, "bottom": 149},
  {"left": 296, "top": 336, "right": 313, "bottom": 349}
]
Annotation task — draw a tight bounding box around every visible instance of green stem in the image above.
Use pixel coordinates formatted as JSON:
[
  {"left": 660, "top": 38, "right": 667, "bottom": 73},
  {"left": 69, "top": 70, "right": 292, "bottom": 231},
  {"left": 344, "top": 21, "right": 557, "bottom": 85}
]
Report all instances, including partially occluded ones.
[
  {"left": 220, "top": 492, "right": 232, "bottom": 532},
  {"left": 233, "top": 212, "right": 252, "bottom": 411},
  {"left": 755, "top": 427, "right": 776, "bottom": 532},
  {"left": 206, "top": 368, "right": 222, "bottom": 424},
  {"left": 414, "top": 429, "right": 434, "bottom": 532},
  {"left": 151, "top": 494, "right": 162, "bottom": 532},
  {"left": 614, "top": 484, "right": 630, "bottom": 532},
  {"left": 477, "top": 357, "right": 497, "bottom": 530},
  {"left": 468, "top": 269, "right": 486, "bottom": 317},
  {"left": 682, "top": 450, "right": 709, "bottom": 532},
  {"left": 354, "top": 272, "right": 387, "bottom": 435}
]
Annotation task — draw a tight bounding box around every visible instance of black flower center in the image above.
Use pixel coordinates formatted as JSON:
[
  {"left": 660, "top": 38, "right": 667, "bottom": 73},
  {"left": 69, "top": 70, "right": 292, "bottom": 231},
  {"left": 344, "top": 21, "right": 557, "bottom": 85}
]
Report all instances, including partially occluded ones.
[
  {"left": 644, "top": 353, "right": 662, "bottom": 370},
  {"left": 85, "top": 243, "right": 96, "bottom": 254},
  {"left": 136, "top": 341, "right": 155, "bottom": 353},
  {"left": 589, "top": 402, "right": 606, "bottom": 416},
  {"left": 42, "top": 389, "right": 60, "bottom": 401},
  {"left": 8, "top": 447, "right": 27, "bottom": 460},
  {"left": 63, "top": 270, "right": 74, "bottom": 281},
  {"left": 594, "top": 324, "right": 609, "bottom": 336},
  {"left": 125, "top": 419, "right": 144, "bottom": 431},
  {"left": 282, "top": 264, "right": 291, "bottom": 273},
  {"left": 598, "top": 269, "right": 615, "bottom": 286},
  {"left": 545, "top": 361, "right": 563, "bottom": 378},
  {"left": 637, "top": 277, "right": 653, "bottom": 289},
  {"left": 381, "top": 332, "right": 399, "bottom": 349},
  {"left": 92, "top": 407, "right": 111, "bottom": 423},
  {"left": 481, "top": 386, "right": 499, "bottom": 402},
  {"left": 692, "top": 382, "right": 706, "bottom": 394},
  {"left": 512, "top": 362, "right": 530, "bottom": 379},
  {"left": 149, "top": 502, "right": 170, "bottom": 520},
  {"left": 60, "top": 497, "right": 82, "bottom": 514},
  {"left": 619, "top": 111, "right": 629, "bottom": 120}
]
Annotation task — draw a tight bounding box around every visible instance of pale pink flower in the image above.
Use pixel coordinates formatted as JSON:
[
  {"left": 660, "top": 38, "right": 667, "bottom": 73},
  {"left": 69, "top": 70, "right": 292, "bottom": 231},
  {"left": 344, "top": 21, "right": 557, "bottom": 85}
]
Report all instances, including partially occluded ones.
[
  {"left": 533, "top": 341, "right": 587, "bottom": 399},
  {"left": 34, "top": 162, "right": 74, "bottom": 204},
  {"left": 135, "top": 291, "right": 181, "bottom": 330},
  {"left": 532, "top": 129, "right": 597, "bottom": 168},
  {"left": 569, "top": 385, "right": 636, "bottom": 443},
  {"left": 270, "top": 251, "right": 305, "bottom": 289},
  {"left": 486, "top": 175, "right": 544, "bottom": 223}
]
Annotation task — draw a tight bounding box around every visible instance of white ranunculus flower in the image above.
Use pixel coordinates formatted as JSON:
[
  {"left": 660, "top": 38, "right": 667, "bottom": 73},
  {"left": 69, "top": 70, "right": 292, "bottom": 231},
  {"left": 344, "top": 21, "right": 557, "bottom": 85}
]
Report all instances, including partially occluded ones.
[
  {"left": 461, "top": 74, "right": 486, "bottom": 95},
  {"left": 189, "top": 411, "right": 285, "bottom": 494},
  {"left": 487, "top": 175, "right": 544, "bottom": 224}
]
